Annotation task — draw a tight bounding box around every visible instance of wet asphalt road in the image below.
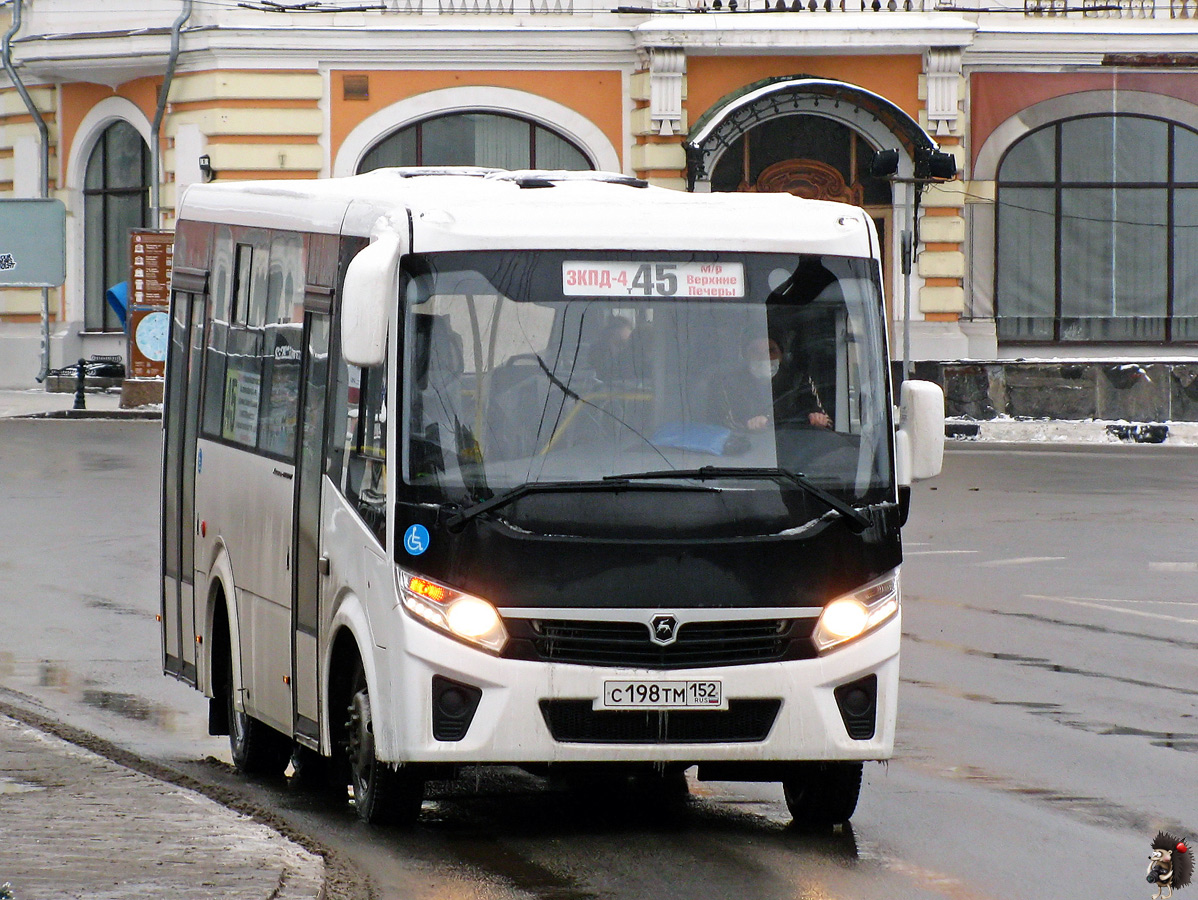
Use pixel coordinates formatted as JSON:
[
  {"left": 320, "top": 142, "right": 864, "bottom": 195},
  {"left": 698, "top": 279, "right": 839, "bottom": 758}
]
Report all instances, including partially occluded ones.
[{"left": 0, "top": 419, "right": 1195, "bottom": 899}]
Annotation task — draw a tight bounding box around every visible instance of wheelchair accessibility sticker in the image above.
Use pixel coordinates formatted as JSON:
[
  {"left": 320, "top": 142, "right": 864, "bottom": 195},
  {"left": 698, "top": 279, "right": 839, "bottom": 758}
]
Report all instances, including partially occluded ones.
[{"left": 403, "top": 524, "right": 430, "bottom": 556}]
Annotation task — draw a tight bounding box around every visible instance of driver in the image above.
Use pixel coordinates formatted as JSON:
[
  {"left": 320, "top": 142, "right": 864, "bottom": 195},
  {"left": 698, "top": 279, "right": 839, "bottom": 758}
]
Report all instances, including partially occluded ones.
[{"left": 709, "top": 336, "right": 831, "bottom": 432}]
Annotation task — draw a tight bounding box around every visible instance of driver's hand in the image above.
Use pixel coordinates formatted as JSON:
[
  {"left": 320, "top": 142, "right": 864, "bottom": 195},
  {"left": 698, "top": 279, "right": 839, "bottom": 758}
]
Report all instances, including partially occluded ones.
[
  {"left": 808, "top": 412, "right": 832, "bottom": 429},
  {"left": 747, "top": 415, "right": 770, "bottom": 431}
]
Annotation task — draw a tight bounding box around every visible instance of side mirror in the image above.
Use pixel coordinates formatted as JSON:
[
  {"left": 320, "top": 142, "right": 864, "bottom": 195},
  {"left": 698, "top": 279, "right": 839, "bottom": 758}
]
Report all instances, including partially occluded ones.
[
  {"left": 895, "top": 380, "right": 945, "bottom": 484},
  {"left": 341, "top": 222, "right": 405, "bottom": 368}
]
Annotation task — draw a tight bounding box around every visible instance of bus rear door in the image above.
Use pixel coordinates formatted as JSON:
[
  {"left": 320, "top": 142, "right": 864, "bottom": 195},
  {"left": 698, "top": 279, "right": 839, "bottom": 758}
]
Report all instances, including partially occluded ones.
[{"left": 162, "top": 268, "right": 208, "bottom": 684}]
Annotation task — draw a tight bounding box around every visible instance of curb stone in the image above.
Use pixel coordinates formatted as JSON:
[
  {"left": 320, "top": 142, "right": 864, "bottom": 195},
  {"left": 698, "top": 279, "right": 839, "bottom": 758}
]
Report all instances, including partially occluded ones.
[
  {"left": 945, "top": 418, "right": 1198, "bottom": 446},
  {"left": 0, "top": 704, "right": 331, "bottom": 900}
]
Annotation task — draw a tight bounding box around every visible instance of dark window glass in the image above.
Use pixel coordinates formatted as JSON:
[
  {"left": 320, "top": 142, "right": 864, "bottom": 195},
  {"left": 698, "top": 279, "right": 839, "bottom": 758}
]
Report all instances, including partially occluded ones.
[
  {"left": 709, "top": 115, "right": 892, "bottom": 207},
  {"left": 257, "top": 233, "right": 306, "bottom": 459},
  {"left": 1174, "top": 188, "right": 1198, "bottom": 340},
  {"left": 202, "top": 229, "right": 235, "bottom": 437},
  {"left": 996, "top": 114, "right": 1198, "bottom": 343},
  {"left": 84, "top": 121, "right": 150, "bottom": 332},
  {"left": 1000, "top": 126, "right": 1055, "bottom": 184},
  {"left": 340, "top": 363, "right": 388, "bottom": 545},
  {"left": 1060, "top": 116, "right": 1167, "bottom": 183},
  {"left": 358, "top": 112, "right": 592, "bottom": 173},
  {"left": 995, "top": 188, "right": 1056, "bottom": 342},
  {"left": 201, "top": 232, "right": 306, "bottom": 462}
]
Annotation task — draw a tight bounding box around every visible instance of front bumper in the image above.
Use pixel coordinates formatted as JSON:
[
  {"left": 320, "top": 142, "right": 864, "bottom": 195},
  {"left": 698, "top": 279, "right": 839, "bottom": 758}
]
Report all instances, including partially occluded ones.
[{"left": 370, "top": 610, "right": 900, "bottom": 766}]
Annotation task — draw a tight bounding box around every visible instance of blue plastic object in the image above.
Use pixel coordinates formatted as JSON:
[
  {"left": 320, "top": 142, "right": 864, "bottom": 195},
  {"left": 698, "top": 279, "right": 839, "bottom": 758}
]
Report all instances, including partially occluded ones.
[
  {"left": 105, "top": 281, "right": 129, "bottom": 329},
  {"left": 649, "top": 423, "right": 741, "bottom": 456}
]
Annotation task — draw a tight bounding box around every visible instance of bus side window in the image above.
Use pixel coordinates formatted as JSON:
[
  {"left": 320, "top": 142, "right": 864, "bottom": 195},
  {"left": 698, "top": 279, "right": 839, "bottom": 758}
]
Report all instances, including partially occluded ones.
[
  {"left": 342, "top": 362, "right": 387, "bottom": 545},
  {"left": 257, "top": 232, "right": 306, "bottom": 459},
  {"left": 201, "top": 227, "right": 234, "bottom": 439}
]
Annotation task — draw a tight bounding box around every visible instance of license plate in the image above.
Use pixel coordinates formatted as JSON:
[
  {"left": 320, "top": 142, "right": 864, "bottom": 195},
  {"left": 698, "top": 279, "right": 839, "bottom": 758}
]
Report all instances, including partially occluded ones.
[{"left": 601, "top": 680, "right": 724, "bottom": 710}]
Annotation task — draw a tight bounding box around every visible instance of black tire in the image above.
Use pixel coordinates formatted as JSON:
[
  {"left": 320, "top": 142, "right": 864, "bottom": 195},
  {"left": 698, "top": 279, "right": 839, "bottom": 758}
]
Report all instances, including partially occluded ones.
[
  {"left": 782, "top": 762, "right": 863, "bottom": 827},
  {"left": 344, "top": 662, "right": 424, "bottom": 825},
  {"left": 226, "top": 651, "right": 292, "bottom": 778}
]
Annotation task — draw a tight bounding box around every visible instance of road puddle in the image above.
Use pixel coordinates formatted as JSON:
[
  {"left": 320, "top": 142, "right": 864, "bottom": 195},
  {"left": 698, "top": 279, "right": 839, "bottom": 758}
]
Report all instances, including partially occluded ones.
[{"left": 0, "top": 653, "right": 208, "bottom": 740}]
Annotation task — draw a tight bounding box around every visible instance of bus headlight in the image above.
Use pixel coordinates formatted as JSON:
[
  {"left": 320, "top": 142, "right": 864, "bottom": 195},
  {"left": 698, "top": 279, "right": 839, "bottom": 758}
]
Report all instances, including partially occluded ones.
[
  {"left": 400, "top": 572, "right": 508, "bottom": 654},
  {"left": 813, "top": 572, "right": 899, "bottom": 653}
]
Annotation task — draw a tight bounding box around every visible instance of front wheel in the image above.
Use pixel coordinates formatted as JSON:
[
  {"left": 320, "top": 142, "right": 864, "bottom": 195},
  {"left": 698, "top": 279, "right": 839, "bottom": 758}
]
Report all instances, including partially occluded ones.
[
  {"left": 782, "top": 762, "right": 863, "bottom": 827},
  {"left": 344, "top": 663, "right": 424, "bottom": 825}
]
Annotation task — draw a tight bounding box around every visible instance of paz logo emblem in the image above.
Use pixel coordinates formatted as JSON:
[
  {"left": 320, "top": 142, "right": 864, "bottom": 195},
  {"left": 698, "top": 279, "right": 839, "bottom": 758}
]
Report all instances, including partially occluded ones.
[{"left": 650, "top": 615, "right": 679, "bottom": 646}]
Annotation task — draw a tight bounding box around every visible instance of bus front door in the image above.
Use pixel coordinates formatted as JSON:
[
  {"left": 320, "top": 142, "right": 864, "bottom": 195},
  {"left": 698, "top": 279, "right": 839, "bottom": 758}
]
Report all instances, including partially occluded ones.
[{"left": 291, "top": 307, "right": 331, "bottom": 746}]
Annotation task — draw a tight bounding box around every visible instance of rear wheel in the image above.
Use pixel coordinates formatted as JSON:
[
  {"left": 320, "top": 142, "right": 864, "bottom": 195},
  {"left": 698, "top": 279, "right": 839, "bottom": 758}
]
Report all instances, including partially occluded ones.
[
  {"left": 226, "top": 651, "right": 292, "bottom": 778},
  {"left": 782, "top": 762, "right": 863, "bottom": 827},
  {"left": 344, "top": 662, "right": 424, "bottom": 825}
]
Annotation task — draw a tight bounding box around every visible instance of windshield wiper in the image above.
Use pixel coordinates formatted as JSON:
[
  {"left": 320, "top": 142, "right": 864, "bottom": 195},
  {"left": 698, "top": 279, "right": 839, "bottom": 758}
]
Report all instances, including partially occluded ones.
[
  {"left": 445, "top": 478, "right": 719, "bottom": 531},
  {"left": 604, "top": 466, "right": 872, "bottom": 533}
]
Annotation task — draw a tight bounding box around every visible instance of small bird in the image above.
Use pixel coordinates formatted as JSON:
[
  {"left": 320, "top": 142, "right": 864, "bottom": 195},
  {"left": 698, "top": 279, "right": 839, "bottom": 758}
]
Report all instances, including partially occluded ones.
[{"left": 1148, "top": 831, "right": 1193, "bottom": 900}]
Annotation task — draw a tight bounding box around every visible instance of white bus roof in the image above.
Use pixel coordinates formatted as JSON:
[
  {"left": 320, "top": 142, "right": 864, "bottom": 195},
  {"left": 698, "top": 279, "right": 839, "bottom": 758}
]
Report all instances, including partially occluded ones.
[{"left": 177, "top": 169, "right": 877, "bottom": 258}]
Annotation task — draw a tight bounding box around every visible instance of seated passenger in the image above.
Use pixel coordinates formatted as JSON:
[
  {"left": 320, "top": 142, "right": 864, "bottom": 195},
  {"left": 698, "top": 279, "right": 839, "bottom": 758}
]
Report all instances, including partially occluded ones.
[
  {"left": 587, "top": 317, "right": 639, "bottom": 383},
  {"left": 709, "top": 337, "right": 830, "bottom": 432}
]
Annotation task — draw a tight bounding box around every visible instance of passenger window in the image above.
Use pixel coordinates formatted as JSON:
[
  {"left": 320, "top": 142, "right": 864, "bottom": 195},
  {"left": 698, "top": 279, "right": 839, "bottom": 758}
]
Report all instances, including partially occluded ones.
[
  {"left": 219, "top": 241, "right": 268, "bottom": 449},
  {"left": 342, "top": 363, "right": 388, "bottom": 545},
  {"left": 202, "top": 230, "right": 306, "bottom": 461},
  {"left": 231, "top": 243, "right": 253, "bottom": 326},
  {"left": 201, "top": 228, "right": 234, "bottom": 438},
  {"left": 221, "top": 325, "right": 264, "bottom": 448},
  {"left": 257, "top": 233, "right": 306, "bottom": 458}
]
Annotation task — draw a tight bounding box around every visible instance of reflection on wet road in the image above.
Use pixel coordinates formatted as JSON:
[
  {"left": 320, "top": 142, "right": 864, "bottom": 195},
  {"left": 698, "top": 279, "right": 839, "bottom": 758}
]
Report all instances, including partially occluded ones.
[{"left": 2, "top": 422, "right": 1196, "bottom": 900}]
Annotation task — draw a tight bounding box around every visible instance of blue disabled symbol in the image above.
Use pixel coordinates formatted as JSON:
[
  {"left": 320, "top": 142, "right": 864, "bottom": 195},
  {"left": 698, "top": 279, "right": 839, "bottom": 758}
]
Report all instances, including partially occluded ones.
[{"left": 403, "top": 524, "right": 430, "bottom": 556}]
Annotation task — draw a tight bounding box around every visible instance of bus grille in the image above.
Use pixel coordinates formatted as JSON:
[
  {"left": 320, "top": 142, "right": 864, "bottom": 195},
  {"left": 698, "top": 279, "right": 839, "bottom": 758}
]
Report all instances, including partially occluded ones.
[
  {"left": 539, "top": 699, "right": 782, "bottom": 744},
  {"left": 504, "top": 618, "right": 816, "bottom": 669}
]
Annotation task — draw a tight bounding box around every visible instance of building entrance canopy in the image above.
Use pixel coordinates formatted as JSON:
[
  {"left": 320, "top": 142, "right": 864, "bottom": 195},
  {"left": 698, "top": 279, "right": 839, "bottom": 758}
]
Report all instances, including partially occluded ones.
[{"left": 685, "top": 77, "right": 940, "bottom": 191}]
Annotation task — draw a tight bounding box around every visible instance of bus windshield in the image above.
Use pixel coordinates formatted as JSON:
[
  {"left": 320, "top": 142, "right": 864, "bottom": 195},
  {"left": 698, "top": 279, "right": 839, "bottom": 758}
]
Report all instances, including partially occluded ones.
[{"left": 400, "top": 250, "right": 892, "bottom": 510}]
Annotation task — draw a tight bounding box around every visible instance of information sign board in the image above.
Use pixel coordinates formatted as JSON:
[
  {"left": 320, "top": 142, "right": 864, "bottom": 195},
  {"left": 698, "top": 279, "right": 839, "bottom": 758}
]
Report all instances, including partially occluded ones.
[
  {"left": 127, "top": 230, "right": 174, "bottom": 379},
  {"left": 0, "top": 199, "right": 67, "bottom": 287}
]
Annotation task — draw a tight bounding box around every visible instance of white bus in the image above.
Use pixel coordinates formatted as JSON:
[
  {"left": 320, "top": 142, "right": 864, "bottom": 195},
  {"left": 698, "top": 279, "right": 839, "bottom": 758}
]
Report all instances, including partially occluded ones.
[{"left": 161, "top": 168, "right": 944, "bottom": 826}]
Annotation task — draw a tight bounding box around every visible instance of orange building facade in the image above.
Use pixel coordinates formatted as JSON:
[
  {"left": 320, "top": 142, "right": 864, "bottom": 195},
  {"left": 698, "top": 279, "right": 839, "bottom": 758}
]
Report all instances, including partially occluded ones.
[{"left": 3, "top": 1, "right": 1197, "bottom": 391}]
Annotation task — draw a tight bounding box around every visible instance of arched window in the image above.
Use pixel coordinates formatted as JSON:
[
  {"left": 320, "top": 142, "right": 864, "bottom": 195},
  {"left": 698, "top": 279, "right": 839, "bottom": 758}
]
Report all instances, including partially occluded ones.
[
  {"left": 996, "top": 114, "right": 1198, "bottom": 343},
  {"left": 357, "top": 112, "right": 592, "bottom": 173},
  {"left": 84, "top": 120, "right": 150, "bottom": 332}
]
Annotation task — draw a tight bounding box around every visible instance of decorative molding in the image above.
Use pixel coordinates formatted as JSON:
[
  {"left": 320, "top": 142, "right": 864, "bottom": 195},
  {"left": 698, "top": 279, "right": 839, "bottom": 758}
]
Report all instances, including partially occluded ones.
[
  {"left": 332, "top": 85, "right": 621, "bottom": 176},
  {"left": 646, "top": 47, "right": 685, "bottom": 137},
  {"left": 63, "top": 97, "right": 154, "bottom": 327},
  {"left": 924, "top": 47, "right": 962, "bottom": 136},
  {"left": 746, "top": 158, "right": 863, "bottom": 204}
]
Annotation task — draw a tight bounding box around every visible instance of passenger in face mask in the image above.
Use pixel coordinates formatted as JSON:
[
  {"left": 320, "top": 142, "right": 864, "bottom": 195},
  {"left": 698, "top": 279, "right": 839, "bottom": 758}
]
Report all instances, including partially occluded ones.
[{"left": 710, "top": 336, "right": 831, "bottom": 432}]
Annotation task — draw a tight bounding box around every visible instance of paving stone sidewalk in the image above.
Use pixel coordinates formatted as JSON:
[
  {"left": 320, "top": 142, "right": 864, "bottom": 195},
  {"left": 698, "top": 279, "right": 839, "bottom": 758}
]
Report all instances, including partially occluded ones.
[
  {"left": 0, "top": 388, "right": 136, "bottom": 419},
  {"left": 0, "top": 715, "right": 324, "bottom": 900}
]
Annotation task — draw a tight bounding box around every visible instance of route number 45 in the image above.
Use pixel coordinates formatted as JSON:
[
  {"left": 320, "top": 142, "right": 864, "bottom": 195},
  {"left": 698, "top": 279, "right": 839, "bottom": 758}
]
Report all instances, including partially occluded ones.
[{"left": 631, "top": 263, "right": 677, "bottom": 296}]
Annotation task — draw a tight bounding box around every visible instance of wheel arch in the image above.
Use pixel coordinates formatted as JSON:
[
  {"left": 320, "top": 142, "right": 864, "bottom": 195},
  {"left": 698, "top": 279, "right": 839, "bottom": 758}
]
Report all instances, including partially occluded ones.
[
  {"left": 200, "top": 543, "right": 244, "bottom": 707},
  {"left": 323, "top": 593, "right": 388, "bottom": 756}
]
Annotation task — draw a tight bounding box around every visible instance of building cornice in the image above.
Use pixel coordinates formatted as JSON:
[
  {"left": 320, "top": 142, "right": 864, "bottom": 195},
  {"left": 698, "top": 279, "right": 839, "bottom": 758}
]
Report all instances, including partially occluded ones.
[
  {"left": 964, "top": 26, "right": 1198, "bottom": 65},
  {"left": 632, "top": 14, "right": 978, "bottom": 52}
]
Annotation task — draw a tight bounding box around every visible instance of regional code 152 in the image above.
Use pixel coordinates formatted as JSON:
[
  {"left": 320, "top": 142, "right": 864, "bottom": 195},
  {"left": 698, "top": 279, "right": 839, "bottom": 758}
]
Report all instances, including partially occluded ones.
[{"left": 601, "top": 680, "right": 723, "bottom": 709}]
